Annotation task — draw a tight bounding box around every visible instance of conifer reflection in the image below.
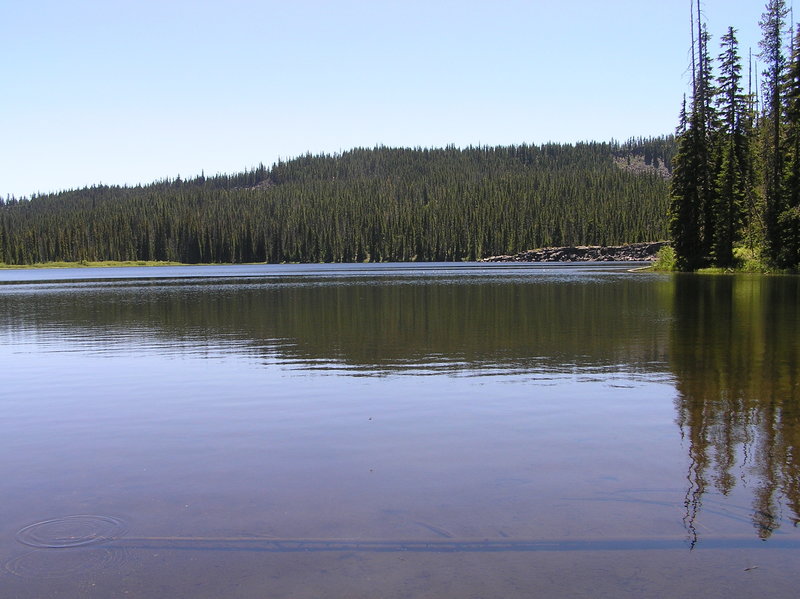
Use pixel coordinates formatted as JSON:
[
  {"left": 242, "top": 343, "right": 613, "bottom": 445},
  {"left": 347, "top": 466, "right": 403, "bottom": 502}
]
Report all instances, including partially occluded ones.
[
  {"left": 0, "top": 275, "right": 670, "bottom": 374},
  {"left": 672, "top": 274, "right": 800, "bottom": 542}
]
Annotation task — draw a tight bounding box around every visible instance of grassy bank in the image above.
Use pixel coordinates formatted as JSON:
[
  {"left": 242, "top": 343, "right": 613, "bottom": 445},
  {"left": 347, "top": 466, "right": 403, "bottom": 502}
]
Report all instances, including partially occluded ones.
[
  {"left": 647, "top": 245, "right": 786, "bottom": 274},
  {"left": 0, "top": 260, "right": 186, "bottom": 269}
]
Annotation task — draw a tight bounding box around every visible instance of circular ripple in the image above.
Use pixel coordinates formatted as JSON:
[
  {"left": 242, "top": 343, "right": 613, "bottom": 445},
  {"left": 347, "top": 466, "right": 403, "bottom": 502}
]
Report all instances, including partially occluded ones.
[
  {"left": 5, "top": 547, "right": 129, "bottom": 579},
  {"left": 16, "top": 515, "right": 127, "bottom": 549}
]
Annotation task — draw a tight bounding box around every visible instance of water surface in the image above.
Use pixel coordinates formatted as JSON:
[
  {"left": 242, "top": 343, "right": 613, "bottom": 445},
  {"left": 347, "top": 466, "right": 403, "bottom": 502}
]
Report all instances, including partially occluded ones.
[{"left": 1, "top": 263, "right": 798, "bottom": 598}]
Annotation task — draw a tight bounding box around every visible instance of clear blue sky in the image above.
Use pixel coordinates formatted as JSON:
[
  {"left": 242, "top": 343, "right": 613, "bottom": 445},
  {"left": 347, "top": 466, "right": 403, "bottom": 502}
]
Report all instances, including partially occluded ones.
[{"left": 0, "top": 0, "right": 774, "bottom": 198}]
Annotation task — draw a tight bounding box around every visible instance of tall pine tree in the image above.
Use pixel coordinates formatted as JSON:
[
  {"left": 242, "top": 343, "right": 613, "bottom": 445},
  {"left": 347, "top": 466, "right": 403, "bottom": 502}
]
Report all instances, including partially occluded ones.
[
  {"left": 780, "top": 25, "right": 800, "bottom": 267},
  {"left": 713, "top": 27, "right": 750, "bottom": 267},
  {"left": 670, "top": 6, "right": 716, "bottom": 270},
  {"left": 759, "top": 0, "right": 790, "bottom": 264}
]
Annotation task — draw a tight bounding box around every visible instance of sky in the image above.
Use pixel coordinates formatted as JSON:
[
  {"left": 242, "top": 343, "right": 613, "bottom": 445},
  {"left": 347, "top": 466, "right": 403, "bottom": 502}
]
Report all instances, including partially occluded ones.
[{"left": 0, "top": 0, "right": 777, "bottom": 198}]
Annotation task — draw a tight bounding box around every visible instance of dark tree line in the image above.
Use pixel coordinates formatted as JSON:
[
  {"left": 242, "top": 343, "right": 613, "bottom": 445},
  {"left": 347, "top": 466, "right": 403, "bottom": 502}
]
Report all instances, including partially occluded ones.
[
  {"left": 670, "top": 0, "right": 800, "bottom": 270},
  {"left": 0, "top": 141, "right": 672, "bottom": 265}
]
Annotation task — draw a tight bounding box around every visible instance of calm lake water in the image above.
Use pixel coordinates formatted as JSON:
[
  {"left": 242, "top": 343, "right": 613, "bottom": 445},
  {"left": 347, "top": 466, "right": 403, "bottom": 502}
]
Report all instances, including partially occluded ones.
[{"left": 1, "top": 263, "right": 798, "bottom": 598}]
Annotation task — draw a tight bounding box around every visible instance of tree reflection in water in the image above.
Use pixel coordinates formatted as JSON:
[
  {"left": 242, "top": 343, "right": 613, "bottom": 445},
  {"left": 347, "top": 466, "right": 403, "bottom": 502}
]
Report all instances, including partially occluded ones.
[
  {"left": 671, "top": 274, "right": 800, "bottom": 545},
  {"left": 2, "top": 267, "right": 799, "bottom": 547}
]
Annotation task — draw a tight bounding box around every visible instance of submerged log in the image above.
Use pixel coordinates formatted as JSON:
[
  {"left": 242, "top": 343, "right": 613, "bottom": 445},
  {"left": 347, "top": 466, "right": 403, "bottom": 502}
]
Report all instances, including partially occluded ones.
[{"left": 481, "top": 241, "right": 669, "bottom": 263}]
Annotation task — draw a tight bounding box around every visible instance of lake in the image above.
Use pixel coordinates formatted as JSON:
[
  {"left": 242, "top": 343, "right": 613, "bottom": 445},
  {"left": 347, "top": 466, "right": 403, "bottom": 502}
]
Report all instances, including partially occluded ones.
[{"left": 1, "top": 263, "right": 798, "bottom": 598}]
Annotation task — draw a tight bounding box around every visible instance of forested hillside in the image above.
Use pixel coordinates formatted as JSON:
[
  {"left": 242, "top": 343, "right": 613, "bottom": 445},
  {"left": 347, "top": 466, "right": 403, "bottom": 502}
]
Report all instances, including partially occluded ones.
[{"left": 0, "top": 138, "right": 673, "bottom": 264}]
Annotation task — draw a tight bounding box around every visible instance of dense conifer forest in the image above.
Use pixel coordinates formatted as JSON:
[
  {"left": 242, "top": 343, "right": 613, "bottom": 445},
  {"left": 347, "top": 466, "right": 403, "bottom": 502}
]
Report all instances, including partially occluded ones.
[
  {"left": 670, "top": 0, "right": 800, "bottom": 271},
  {"left": 0, "top": 140, "right": 673, "bottom": 264}
]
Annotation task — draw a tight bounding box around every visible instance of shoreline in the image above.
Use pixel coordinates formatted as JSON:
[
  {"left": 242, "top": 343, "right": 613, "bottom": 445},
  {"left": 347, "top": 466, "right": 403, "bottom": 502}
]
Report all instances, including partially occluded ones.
[
  {"left": 1, "top": 245, "right": 668, "bottom": 270},
  {"left": 480, "top": 242, "right": 669, "bottom": 263},
  {"left": 0, "top": 260, "right": 186, "bottom": 270}
]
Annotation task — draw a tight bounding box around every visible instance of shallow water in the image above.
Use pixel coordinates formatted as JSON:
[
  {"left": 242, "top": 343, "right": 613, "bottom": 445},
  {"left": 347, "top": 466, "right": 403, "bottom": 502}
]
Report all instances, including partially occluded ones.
[{"left": 1, "top": 263, "right": 798, "bottom": 598}]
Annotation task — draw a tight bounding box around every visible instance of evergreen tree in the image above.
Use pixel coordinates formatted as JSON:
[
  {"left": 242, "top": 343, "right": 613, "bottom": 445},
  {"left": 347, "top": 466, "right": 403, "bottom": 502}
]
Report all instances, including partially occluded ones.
[
  {"left": 669, "top": 9, "right": 715, "bottom": 270},
  {"left": 697, "top": 24, "right": 719, "bottom": 259},
  {"left": 759, "top": 0, "right": 790, "bottom": 264},
  {"left": 780, "top": 25, "right": 800, "bottom": 268},
  {"left": 670, "top": 124, "right": 705, "bottom": 270},
  {"left": 713, "top": 27, "right": 750, "bottom": 267}
]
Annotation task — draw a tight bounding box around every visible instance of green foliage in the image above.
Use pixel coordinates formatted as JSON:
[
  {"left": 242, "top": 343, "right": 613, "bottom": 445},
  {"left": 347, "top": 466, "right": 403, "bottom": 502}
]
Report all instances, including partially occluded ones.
[
  {"left": 712, "top": 27, "right": 751, "bottom": 268},
  {"left": 670, "top": 123, "right": 707, "bottom": 270},
  {"left": 759, "top": 0, "right": 790, "bottom": 265},
  {"left": 670, "top": 1, "right": 800, "bottom": 271},
  {"left": 779, "top": 26, "right": 800, "bottom": 268},
  {"left": 733, "top": 246, "right": 769, "bottom": 272},
  {"left": 669, "top": 18, "right": 718, "bottom": 271},
  {"left": 651, "top": 245, "right": 676, "bottom": 271},
  {"left": 0, "top": 141, "right": 673, "bottom": 265}
]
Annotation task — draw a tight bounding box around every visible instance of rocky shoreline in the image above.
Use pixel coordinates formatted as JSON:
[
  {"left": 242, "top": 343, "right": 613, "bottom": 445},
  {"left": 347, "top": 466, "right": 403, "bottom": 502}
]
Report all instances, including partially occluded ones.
[{"left": 481, "top": 241, "right": 669, "bottom": 263}]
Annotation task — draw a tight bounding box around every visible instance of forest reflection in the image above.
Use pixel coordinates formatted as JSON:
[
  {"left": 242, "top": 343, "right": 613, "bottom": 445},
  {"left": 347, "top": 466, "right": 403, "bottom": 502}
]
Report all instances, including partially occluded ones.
[
  {"left": 0, "top": 274, "right": 670, "bottom": 375},
  {"left": 671, "top": 275, "right": 800, "bottom": 543},
  {"left": 2, "top": 270, "right": 800, "bottom": 543}
]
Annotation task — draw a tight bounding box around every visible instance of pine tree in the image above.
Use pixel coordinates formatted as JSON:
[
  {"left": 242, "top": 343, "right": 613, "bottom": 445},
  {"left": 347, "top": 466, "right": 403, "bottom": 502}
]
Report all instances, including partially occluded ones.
[
  {"left": 759, "top": 0, "right": 790, "bottom": 264},
  {"left": 669, "top": 6, "right": 715, "bottom": 270},
  {"left": 697, "top": 24, "right": 719, "bottom": 259},
  {"left": 670, "top": 123, "right": 706, "bottom": 270},
  {"left": 713, "top": 27, "right": 750, "bottom": 267},
  {"left": 780, "top": 25, "right": 800, "bottom": 268}
]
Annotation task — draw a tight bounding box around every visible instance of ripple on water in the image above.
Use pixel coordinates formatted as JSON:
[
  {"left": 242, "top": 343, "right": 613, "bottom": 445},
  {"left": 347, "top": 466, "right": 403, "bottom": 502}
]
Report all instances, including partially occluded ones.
[
  {"left": 16, "top": 515, "right": 128, "bottom": 548},
  {"left": 5, "top": 547, "right": 129, "bottom": 579}
]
